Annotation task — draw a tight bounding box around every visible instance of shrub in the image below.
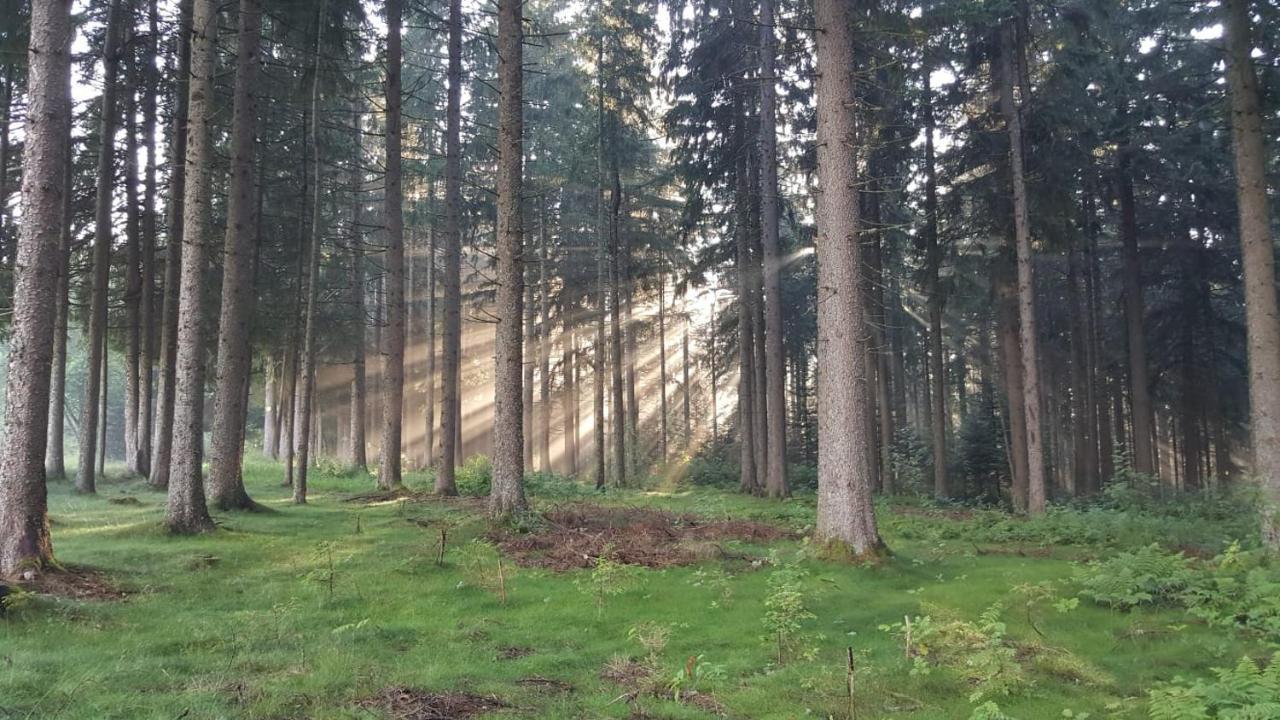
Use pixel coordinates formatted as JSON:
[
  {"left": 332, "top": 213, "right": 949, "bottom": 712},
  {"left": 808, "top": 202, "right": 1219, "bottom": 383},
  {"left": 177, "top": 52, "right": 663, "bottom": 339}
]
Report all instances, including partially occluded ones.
[
  {"left": 1182, "top": 542, "right": 1280, "bottom": 644},
  {"left": 455, "top": 455, "right": 492, "bottom": 496},
  {"left": 686, "top": 454, "right": 738, "bottom": 489},
  {"left": 1076, "top": 544, "right": 1197, "bottom": 609},
  {"left": 882, "top": 604, "right": 1026, "bottom": 702},
  {"left": 525, "top": 470, "right": 588, "bottom": 499}
]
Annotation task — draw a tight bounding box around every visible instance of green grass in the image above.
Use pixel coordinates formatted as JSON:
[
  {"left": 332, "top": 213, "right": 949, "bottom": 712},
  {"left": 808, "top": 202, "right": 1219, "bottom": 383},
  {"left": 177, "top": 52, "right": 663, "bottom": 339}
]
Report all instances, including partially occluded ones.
[{"left": 0, "top": 457, "right": 1266, "bottom": 719}]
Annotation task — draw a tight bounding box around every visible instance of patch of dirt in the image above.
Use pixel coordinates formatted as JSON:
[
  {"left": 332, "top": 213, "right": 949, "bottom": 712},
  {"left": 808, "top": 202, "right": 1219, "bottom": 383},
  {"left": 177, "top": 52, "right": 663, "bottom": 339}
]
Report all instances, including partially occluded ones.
[
  {"left": 20, "top": 565, "right": 128, "bottom": 601},
  {"left": 516, "top": 676, "right": 573, "bottom": 693},
  {"left": 488, "top": 503, "right": 789, "bottom": 571},
  {"left": 496, "top": 646, "right": 533, "bottom": 660},
  {"left": 107, "top": 496, "right": 144, "bottom": 506},
  {"left": 357, "top": 686, "right": 508, "bottom": 720}
]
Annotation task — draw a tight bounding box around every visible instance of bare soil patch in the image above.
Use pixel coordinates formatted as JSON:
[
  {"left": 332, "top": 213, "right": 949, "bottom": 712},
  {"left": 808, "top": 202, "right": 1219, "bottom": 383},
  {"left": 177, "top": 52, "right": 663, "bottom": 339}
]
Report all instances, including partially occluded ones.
[
  {"left": 488, "top": 503, "right": 788, "bottom": 571},
  {"left": 357, "top": 686, "right": 508, "bottom": 719},
  {"left": 20, "top": 565, "right": 128, "bottom": 601}
]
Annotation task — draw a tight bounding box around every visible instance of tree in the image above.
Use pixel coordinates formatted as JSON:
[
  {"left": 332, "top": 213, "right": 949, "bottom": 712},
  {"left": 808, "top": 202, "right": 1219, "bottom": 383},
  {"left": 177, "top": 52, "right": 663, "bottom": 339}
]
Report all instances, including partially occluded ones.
[
  {"left": 998, "top": 20, "right": 1046, "bottom": 516},
  {"left": 437, "top": 0, "right": 462, "bottom": 496},
  {"left": 77, "top": 0, "right": 125, "bottom": 494},
  {"left": 757, "top": 0, "right": 786, "bottom": 499},
  {"left": 1224, "top": 0, "right": 1280, "bottom": 549},
  {"left": 0, "top": 0, "right": 72, "bottom": 578},
  {"left": 207, "top": 0, "right": 263, "bottom": 511},
  {"left": 165, "top": 0, "right": 219, "bottom": 535},
  {"left": 489, "top": 0, "right": 526, "bottom": 518},
  {"left": 379, "top": 0, "right": 405, "bottom": 491},
  {"left": 151, "top": 0, "right": 194, "bottom": 491},
  {"left": 812, "top": 0, "right": 884, "bottom": 557}
]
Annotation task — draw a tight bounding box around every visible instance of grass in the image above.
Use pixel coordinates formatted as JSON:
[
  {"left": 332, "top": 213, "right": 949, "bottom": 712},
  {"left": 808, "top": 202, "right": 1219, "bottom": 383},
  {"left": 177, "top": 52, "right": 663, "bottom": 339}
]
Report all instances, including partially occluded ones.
[{"left": 0, "top": 456, "right": 1266, "bottom": 719}]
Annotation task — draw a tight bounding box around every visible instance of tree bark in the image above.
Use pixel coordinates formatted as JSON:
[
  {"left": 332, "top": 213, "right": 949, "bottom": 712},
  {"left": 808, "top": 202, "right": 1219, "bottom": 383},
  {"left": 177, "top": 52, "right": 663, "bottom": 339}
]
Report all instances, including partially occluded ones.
[
  {"left": 734, "top": 149, "right": 757, "bottom": 495},
  {"left": 758, "top": 0, "right": 787, "bottom": 498},
  {"left": 137, "top": 0, "right": 159, "bottom": 478},
  {"left": 424, "top": 174, "right": 437, "bottom": 468},
  {"left": 207, "top": 0, "right": 262, "bottom": 511},
  {"left": 609, "top": 163, "right": 626, "bottom": 486},
  {"left": 349, "top": 109, "right": 368, "bottom": 470},
  {"left": 150, "top": 0, "right": 193, "bottom": 490},
  {"left": 489, "top": 0, "right": 527, "bottom": 518},
  {"left": 1067, "top": 231, "right": 1097, "bottom": 495},
  {"left": 658, "top": 268, "right": 669, "bottom": 462},
  {"left": 562, "top": 295, "right": 578, "bottom": 475},
  {"left": 1225, "top": 0, "right": 1280, "bottom": 548},
  {"left": 538, "top": 201, "right": 552, "bottom": 472},
  {"left": 437, "top": 0, "right": 462, "bottom": 495},
  {"left": 379, "top": 0, "right": 405, "bottom": 490},
  {"left": 996, "top": 257, "right": 1030, "bottom": 511},
  {"left": 0, "top": 0, "right": 73, "bottom": 578},
  {"left": 164, "top": 0, "right": 218, "bottom": 534},
  {"left": 1118, "top": 166, "right": 1155, "bottom": 478},
  {"left": 593, "top": 32, "right": 608, "bottom": 490},
  {"left": 77, "top": 0, "right": 125, "bottom": 494},
  {"left": 999, "top": 21, "right": 1046, "bottom": 515},
  {"left": 123, "top": 28, "right": 143, "bottom": 477},
  {"left": 813, "top": 0, "right": 884, "bottom": 556}
]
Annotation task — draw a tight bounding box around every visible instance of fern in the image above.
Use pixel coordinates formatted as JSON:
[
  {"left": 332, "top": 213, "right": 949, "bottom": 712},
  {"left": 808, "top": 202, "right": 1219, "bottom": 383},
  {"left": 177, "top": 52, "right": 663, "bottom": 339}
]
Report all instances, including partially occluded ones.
[{"left": 1148, "top": 653, "right": 1280, "bottom": 719}]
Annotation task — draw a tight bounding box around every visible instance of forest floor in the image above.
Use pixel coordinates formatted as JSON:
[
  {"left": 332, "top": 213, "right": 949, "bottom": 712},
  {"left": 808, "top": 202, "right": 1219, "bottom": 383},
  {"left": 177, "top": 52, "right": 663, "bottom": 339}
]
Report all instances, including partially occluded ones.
[{"left": 0, "top": 457, "right": 1268, "bottom": 719}]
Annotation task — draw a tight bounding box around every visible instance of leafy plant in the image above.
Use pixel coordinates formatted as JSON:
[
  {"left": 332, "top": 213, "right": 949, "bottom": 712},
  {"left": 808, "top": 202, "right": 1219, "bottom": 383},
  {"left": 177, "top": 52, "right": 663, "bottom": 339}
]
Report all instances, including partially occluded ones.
[
  {"left": 455, "top": 455, "right": 493, "bottom": 497},
  {"left": 881, "top": 604, "right": 1025, "bottom": 702},
  {"left": 456, "top": 539, "right": 509, "bottom": 604},
  {"left": 688, "top": 566, "right": 734, "bottom": 608},
  {"left": 627, "top": 621, "right": 672, "bottom": 665},
  {"left": 668, "top": 654, "right": 726, "bottom": 702},
  {"left": 576, "top": 544, "right": 639, "bottom": 618},
  {"left": 1076, "top": 544, "right": 1197, "bottom": 609},
  {"left": 761, "top": 558, "right": 816, "bottom": 665},
  {"left": 1148, "top": 653, "right": 1280, "bottom": 719}
]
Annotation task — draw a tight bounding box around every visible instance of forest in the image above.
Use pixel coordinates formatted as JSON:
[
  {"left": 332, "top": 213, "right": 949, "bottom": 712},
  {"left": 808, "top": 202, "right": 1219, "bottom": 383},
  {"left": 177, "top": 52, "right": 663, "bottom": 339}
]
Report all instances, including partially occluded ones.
[{"left": 0, "top": 0, "right": 1279, "bottom": 717}]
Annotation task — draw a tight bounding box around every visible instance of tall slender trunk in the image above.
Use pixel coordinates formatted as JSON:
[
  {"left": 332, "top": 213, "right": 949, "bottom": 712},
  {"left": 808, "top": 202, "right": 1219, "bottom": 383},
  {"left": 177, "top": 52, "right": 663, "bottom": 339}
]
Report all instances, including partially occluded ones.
[
  {"left": 813, "top": 0, "right": 884, "bottom": 556},
  {"left": 538, "top": 201, "right": 552, "bottom": 472},
  {"left": 294, "top": 0, "right": 327, "bottom": 504},
  {"left": 622, "top": 201, "right": 638, "bottom": 471},
  {"left": 658, "top": 268, "right": 669, "bottom": 461},
  {"left": 151, "top": 0, "right": 193, "bottom": 490},
  {"left": 758, "top": 0, "right": 787, "bottom": 498},
  {"left": 749, "top": 157, "right": 768, "bottom": 491},
  {"left": 734, "top": 147, "right": 757, "bottom": 495},
  {"left": 562, "top": 296, "right": 578, "bottom": 475},
  {"left": 164, "top": 0, "right": 219, "bottom": 534},
  {"left": 523, "top": 250, "right": 536, "bottom": 468},
  {"left": 593, "top": 34, "right": 608, "bottom": 490},
  {"left": 379, "top": 0, "right": 406, "bottom": 490},
  {"left": 124, "top": 28, "right": 143, "bottom": 476},
  {"left": 997, "top": 258, "right": 1030, "bottom": 511},
  {"left": 1225, "top": 0, "right": 1280, "bottom": 547},
  {"left": 489, "top": 0, "right": 526, "bottom": 518},
  {"left": 682, "top": 289, "right": 691, "bottom": 444},
  {"left": 137, "top": 0, "right": 159, "bottom": 478},
  {"left": 98, "top": 350, "right": 107, "bottom": 477},
  {"left": 1067, "top": 231, "right": 1097, "bottom": 495},
  {"left": 999, "top": 22, "right": 1046, "bottom": 514},
  {"left": 609, "top": 162, "right": 626, "bottom": 486},
  {"left": 0, "top": 0, "right": 73, "bottom": 577},
  {"left": 77, "top": 0, "right": 124, "bottom": 494},
  {"left": 1119, "top": 166, "right": 1155, "bottom": 477},
  {"left": 437, "top": 0, "right": 462, "bottom": 495},
  {"left": 923, "top": 67, "right": 948, "bottom": 499},
  {"left": 207, "top": 0, "right": 262, "bottom": 511},
  {"left": 867, "top": 184, "right": 894, "bottom": 493},
  {"left": 424, "top": 174, "right": 437, "bottom": 468},
  {"left": 349, "top": 108, "right": 368, "bottom": 470},
  {"left": 46, "top": 148, "right": 73, "bottom": 481}
]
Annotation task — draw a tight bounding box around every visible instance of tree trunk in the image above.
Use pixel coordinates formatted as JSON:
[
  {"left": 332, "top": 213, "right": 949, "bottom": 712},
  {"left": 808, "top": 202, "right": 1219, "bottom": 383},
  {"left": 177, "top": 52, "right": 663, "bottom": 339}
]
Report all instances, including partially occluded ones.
[
  {"left": 867, "top": 184, "right": 894, "bottom": 493},
  {"left": 523, "top": 250, "right": 536, "bottom": 469},
  {"left": 996, "top": 258, "right": 1030, "bottom": 511},
  {"left": 206, "top": 0, "right": 262, "bottom": 511},
  {"left": 424, "top": 175, "right": 436, "bottom": 468},
  {"left": 562, "top": 295, "right": 578, "bottom": 475},
  {"left": 538, "top": 201, "right": 552, "bottom": 472},
  {"left": 437, "top": 0, "right": 462, "bottom": 495},
  {"left": 0, "top": 0, "right": 73, "bottom": 578},
  {"left": 263, "top": 357, "right": 277, "bottom": 456},
  {"left": 164, "top": 0, "right": 218, "bottom": 534},
  {"left": 489, "top": 0, "right": 527, "bottom": 518},
  {"left": 813, "top": 0, "right": 884, "bottom": 557},
  {"left": 923, "top": 66, "right": 948, "bottom": 499},
  {"left": 349, "top": 109, "right": 368, "bottom": 471},
  {"left": 1067, "top": 231, "right": 1097, "bottom": 495},
  {"left": 77, "top": 0, "right": 125, "bottom": 494},
  {"left": 759, "top": 0, "right": 787, "bottom": 497},
  {"left": 1119, "top": 167, "right": 1155, "bottom": 478},
  {"left": 1225, "top": 0, "right": 1280, "bottom": 548},
  {"left": 123, "top": 31, "right": 143, "bottom": 477},
  {"left": 379, "top": 0, "right": 405, "bottom": 491},
  {"left": 150, "top": 0, "right": 193, "bottom": 491},
  {"left": 137, "top": 0, "right": 159, "bottom": 478},
  {"left": 46, "top": 148, "right": 73, "bottom": 481},
  {"left": 609, "top": 163, "right": 626, "bottom": 487},
  {"left": 999, "top": 21, "right": 1046, "bottom": 515},
  {"left": 682, "top": 289, "right": 691, "bottom": 445},
  {"left": 294, "top": 0, "right": 327, "bottom": 504},
  {"left": 658, "top": 268, "right": 669, "bottom": 462},
  {"left": 593, "top": 34, "right": 608, "bottom": 491},
  {"left": 98, "top": 350, "right": 107, "bottom": 478},
  {"left": 734, "top": 150, "right": 758, "bottom": 495}
]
